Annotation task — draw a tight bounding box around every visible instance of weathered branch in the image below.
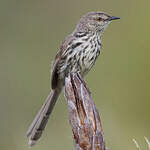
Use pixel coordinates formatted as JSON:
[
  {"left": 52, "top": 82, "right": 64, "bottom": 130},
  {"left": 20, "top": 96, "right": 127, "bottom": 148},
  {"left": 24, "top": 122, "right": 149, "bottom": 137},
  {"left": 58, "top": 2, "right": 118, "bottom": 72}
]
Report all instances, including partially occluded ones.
[{"left": 65, "top": 73, "right": 106, "bottom": 150}]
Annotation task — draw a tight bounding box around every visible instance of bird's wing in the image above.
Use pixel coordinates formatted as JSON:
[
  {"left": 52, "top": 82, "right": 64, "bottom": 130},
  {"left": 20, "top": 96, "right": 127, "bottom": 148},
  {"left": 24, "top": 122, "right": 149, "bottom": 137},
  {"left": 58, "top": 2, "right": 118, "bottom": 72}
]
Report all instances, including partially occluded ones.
[{"left": 51, "top": 34, "right": 75, "bottom": 89}]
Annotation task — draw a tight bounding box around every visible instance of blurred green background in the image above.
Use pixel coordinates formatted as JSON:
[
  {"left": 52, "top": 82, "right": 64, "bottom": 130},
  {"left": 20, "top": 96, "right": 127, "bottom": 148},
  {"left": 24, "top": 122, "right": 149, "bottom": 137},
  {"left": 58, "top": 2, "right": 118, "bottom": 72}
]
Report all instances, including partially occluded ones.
[{"left": 0, "top": 0, "right": 150, "bottom": 150}]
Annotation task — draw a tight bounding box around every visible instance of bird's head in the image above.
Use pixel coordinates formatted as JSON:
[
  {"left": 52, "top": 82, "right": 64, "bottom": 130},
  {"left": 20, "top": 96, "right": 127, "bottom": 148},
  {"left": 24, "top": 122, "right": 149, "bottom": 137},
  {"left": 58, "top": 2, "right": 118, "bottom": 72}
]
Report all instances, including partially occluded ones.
[{"left": 77, "top": 11, "right": 120, "bottom": 33}]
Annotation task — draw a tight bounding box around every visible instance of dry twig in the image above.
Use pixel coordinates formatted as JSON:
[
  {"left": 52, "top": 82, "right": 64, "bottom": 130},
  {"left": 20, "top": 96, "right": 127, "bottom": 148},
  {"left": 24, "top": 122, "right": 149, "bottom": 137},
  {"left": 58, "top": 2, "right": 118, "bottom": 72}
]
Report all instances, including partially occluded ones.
[
  {"left": 144, "top": 137, "right": 150, "bottom": 150},
  {"left": 65, "top": 73, "right": 105, "bottom": 150},
  {"left": 133, "top": 137, "right": 150, "bottom": 150}
]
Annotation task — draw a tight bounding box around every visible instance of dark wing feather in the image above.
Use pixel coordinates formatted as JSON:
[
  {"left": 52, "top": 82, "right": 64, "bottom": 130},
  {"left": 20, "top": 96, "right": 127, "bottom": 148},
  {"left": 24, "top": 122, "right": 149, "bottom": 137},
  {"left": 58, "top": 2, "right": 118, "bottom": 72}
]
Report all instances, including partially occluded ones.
[
  {"left": 51, "top": 34, "right": 75, "bottom": 89},
  {"left": 51, "top": 58, "right": 59, "bottom": 89}
]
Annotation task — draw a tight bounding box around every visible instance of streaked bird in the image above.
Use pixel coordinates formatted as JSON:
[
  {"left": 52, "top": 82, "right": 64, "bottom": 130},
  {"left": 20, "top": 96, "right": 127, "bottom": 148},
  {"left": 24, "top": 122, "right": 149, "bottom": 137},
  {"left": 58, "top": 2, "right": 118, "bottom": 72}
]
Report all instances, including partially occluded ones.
[{"left": 26, "top": 11, "right": 120, "bottom": 146}]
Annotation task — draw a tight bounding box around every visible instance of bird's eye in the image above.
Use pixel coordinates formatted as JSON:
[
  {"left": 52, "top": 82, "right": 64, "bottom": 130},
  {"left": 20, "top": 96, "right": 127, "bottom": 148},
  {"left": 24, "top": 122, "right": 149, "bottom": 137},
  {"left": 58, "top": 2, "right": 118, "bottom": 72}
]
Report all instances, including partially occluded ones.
[{"left": 96, "top": 17, "right": 102, "bottom": 21}]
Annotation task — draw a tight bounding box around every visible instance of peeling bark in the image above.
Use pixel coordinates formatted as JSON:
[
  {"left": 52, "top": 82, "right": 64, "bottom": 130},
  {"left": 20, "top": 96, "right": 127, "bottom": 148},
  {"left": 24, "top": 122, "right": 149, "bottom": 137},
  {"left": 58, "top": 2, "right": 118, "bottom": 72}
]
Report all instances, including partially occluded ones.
[{"left": 65, "top": 73, "right": 105, "bottom": 150}]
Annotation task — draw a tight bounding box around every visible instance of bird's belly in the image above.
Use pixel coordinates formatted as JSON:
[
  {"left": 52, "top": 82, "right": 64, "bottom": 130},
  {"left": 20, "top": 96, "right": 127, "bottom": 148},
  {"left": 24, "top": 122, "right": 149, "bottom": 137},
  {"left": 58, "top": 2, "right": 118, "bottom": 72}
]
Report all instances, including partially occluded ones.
[
  {"left": 80, "top": 46, "right": 101, "bottom": 75},
  {"left": 81, "top": 58, "right": 96, "bottom": 76},
  {"left": 58, "top": 38, "right": 101, "bottom": 78}
]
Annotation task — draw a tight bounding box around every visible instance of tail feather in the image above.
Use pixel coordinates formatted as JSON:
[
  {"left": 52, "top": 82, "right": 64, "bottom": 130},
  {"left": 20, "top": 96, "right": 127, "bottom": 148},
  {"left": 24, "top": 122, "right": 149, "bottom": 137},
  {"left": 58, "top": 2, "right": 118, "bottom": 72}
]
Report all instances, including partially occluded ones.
[
  {"left": 26, "top": 89, "right": 61, "bottom": 146},
  {"left": 26, "top": 94, "right": 50, "bottom": 137}
]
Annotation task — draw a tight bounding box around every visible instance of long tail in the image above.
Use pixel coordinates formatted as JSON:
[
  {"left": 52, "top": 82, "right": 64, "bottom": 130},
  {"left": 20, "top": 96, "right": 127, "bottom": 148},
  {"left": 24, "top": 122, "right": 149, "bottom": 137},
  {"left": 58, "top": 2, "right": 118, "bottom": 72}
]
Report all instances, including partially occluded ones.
[{"left": 26, "top": 89, "right": 61, "bottom": 146}]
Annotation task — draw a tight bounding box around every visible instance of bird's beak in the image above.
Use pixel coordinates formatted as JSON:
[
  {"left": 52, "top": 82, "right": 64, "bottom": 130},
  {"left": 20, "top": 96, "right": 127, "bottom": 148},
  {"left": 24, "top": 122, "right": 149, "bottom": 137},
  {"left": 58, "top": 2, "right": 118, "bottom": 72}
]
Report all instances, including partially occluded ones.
[{"left": 107, "top": 16, "right": 120, "bottom": 21}]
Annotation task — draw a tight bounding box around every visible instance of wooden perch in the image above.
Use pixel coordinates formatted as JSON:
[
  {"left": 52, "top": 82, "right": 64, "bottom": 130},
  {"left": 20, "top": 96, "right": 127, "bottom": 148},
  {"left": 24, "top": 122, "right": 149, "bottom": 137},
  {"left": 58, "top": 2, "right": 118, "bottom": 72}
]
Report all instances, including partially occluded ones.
[{"left": 65, "top": 73, "right": 106, "bottom": 150}]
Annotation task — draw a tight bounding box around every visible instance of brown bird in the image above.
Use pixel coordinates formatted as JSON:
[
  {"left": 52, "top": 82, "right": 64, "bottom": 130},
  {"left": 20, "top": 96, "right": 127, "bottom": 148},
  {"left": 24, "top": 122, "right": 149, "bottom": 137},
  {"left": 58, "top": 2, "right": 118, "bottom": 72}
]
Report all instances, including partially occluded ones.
[{"left": 26, "top": 11, "right": 120, "bottom": 146}]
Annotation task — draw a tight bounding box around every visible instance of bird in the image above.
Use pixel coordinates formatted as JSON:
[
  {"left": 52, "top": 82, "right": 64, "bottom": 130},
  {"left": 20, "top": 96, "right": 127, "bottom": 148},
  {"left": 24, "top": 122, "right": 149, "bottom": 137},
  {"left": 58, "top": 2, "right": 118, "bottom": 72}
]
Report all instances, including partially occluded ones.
[{"left": 26, "top": 11, "right": 120, "bottom": 146}]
